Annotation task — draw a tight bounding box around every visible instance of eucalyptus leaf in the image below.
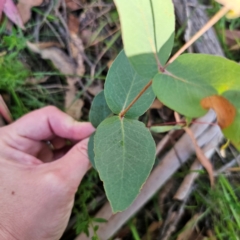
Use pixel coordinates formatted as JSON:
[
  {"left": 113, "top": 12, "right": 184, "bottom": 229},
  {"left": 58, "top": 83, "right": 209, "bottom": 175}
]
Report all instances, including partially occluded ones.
[
  {"left": 94, "top": 116, "right": 156, "bottom": 212},
  {"left": 222, "top": 90, "right": 240, "bottom": 149},
  {"left": 89, "top": 90, "right": 113, "bottom": 128},
  {"left": 150, "top": 125, "right": 182, "bottom": 133},
  {"left": 114, "top": 0, "right": 175, "bottom": 78},
  {"left": 105, "top": 50, "right": 155, "bottom": 118}
]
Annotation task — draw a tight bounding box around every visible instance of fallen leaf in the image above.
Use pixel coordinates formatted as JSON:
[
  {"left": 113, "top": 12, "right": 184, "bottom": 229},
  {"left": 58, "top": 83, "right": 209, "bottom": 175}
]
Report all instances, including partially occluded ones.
[
  {"left": 3, "top": 0, "right": 24, "bottom": 29},
  {"left": 201, "top": 95, "right": 236, "bottom": 129},
  {"left": 68, "top": 14, "right": 85, "bottom": 76},
  {"left": 0, "top": 94, "right": 12, "bottom": 123},
  {"left": 27, "top": 41, "right": 76, "bottom": 75},
  {"left": 17, "top": 0, "right": 43, "bottom": 24},
  {"left": 185, "top": 127, "right": 214, "bottom": 186},
  {"left": 27, "top": 13, "right": 86, "bottom": 120},
  {"left": 87, "top": 83, "right": 102, "bottom": 96},
  {"left": 65, "top": 94, "right": 84, "bottom": 120}
]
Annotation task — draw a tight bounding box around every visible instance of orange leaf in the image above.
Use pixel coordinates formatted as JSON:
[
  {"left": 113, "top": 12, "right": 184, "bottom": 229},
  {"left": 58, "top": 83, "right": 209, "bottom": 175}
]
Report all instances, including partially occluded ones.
[{"left": 201, "top": 95, "right": 236, "bottom": 129}]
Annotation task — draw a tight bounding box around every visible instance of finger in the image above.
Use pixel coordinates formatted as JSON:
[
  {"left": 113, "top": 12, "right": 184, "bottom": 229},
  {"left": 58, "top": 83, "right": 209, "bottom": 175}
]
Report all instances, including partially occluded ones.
[
  {"left": 9, "top": 106, "right": 95, "bottom": 141},
  {"left": 1, "top": 146, "right": 42, "bottom": 165},
  {"left": 50, "top": 138, "right": 91, "bottom": 191}
]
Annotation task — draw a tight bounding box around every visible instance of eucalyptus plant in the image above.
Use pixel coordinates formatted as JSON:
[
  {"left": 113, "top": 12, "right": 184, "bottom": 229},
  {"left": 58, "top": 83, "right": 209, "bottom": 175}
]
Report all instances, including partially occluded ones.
[{"left": 88, "top": 0, "right": 240, "bottom": 212}]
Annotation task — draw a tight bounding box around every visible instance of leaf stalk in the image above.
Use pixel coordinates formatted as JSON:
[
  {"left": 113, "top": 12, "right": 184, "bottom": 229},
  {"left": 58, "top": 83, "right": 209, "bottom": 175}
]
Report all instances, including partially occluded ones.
[{"left": 119, "top": 80, "right": 152, "bottom": 118}]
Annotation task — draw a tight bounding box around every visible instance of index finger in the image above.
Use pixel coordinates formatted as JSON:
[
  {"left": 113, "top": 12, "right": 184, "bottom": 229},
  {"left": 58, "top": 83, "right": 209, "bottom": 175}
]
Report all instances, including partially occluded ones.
[{"left": 9, "top": 106, "right": 95, "bottom": 141}]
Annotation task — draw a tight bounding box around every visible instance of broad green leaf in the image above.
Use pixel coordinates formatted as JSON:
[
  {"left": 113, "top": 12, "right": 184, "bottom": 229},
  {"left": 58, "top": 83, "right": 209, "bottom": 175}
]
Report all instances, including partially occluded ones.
[
  {"left": 105, "top": 50, "right": 155, "bottom": 118},
  {"left": 94, "top": 116, "right": 156, "bottom": 212},
  {"left": 150, "top": 125, "right": 182, "bottom": 133},
  {"left": 88, "top": 133, "right": 95, "bottom": 168},
  {"left": 89, "top": 90, "right": 113, "bottom": 128},
  {"left": 114, "top": 0, "right": 175, "bottom": 78},
  {"left": 153, "top": 54, "right": 240, "bottom": 117},
  {"left": 153, "top": 53, "right": 240, "bottom": 148}
]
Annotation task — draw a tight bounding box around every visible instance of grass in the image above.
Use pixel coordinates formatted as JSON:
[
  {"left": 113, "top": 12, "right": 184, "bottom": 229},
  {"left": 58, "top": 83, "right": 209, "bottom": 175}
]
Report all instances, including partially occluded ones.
[{"left": 193, "top": 175, "right": 240, "bottom": 240}]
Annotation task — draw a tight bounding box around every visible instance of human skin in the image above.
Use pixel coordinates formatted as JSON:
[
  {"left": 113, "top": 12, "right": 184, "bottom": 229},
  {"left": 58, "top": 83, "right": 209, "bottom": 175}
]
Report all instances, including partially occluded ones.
[{"left": 0, "top": 106, "right": 95, "bottom": 240}]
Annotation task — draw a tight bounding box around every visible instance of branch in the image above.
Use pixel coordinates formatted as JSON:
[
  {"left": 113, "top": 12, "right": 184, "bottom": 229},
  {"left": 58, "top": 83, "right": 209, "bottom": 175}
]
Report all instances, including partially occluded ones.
[{"left": 166, "top": 5, "right": 229, "bottom": 66}]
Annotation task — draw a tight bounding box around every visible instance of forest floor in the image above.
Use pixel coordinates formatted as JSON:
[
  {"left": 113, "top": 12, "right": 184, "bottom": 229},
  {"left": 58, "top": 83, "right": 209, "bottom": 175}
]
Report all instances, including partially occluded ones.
[{"left": 1, "top": 0, "right": 240, "bottom": 239}]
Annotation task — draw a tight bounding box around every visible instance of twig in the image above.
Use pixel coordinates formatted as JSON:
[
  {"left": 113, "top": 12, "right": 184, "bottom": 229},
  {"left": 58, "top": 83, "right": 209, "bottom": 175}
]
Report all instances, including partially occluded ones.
[
  {"left": 45, "top": 20, "right": 65, "bottom": 47},
  {"left": 166, "top": 6, "right": 229, "bottom": 66},
  {"left": 174, "top": 141, "right": 220, "bottom": 201},
  {"left": 184, "top": 127, "right": 214, "bottom": 186},
  {"left": 214, "top": 155, "right": 240, "bottom": 176}
]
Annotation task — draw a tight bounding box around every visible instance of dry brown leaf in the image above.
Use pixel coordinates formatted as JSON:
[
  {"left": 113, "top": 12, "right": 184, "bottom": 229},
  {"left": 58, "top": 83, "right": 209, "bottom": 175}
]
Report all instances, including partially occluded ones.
[
  {"left": 27, "top": 41, "right": 76, "bottom": 75},
  {"left": 150, "top": 98, "right": 163, "bottom": 109},
  {"left": 65, "top": 94, "right": 84, "bottom": 120},
  {"left": 17, "top": 0, "right": 43, "bottom": 24},
  {"left": 87, "top": 84, "right": 102, "bottom": 96},
  {"left": 68, "top": 14, "right": 79, "bottom": 34},
  {"left": 185, "top": 127, "right": 214, "bottom": 186},
  {"left": 0, "top": 95, "right": 12, "bottom": 123},
  {"left": 68, "top": 14, "right": 85, "bottom": 76},
  {"left": 201, "top": 95, "right": 236, "bottom": 129}
]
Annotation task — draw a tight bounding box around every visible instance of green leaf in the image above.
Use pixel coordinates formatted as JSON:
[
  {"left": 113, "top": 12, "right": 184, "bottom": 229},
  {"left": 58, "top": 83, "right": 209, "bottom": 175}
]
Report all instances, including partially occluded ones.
[
  {"left": 94, "top": 116, "right": 156, "bottom": 212},
  {"left": 150, "top": 125, "right": 182, "bottom": 133},
  {"left": 105, "top": 50, "right": 155, "bottom": 118},
  {"left": 89, "top": 90, "right": 113, "bottom": 128},
  {"left": 114, "top": 0, "right": 175, "bottom": 78},
  {"left": 152, "top": 54, "right": 240, "bottom": 117},
  {"left": 152, "top": 54, "right": 240, "bottom": 148},
  {"left": 221, "top": 90, "right": 240, "bottom": 149},
  {"left": 88, "top": 133, "right": 95, "bottom": 168}
]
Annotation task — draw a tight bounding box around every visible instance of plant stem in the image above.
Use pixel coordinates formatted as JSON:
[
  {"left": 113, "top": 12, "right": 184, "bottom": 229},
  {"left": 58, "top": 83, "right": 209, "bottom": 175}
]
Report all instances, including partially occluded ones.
[
  {"left": 119, "top": 80, "right": 152, "bottom": 118},
  {"left": 166, "top": 5, "right": 230, "bottom": 66}
]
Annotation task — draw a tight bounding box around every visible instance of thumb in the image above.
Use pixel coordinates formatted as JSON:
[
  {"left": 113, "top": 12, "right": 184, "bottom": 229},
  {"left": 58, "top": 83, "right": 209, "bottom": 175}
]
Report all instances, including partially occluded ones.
[{"left": 55, "top": 138, "right": 91, "bottom": 188}]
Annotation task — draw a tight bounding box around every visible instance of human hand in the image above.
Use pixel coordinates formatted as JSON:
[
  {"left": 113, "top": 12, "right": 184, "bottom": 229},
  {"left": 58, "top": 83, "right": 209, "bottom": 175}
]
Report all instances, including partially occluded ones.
[{"left": 0, "top": 106, "right": 95, "bottom": 240}]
